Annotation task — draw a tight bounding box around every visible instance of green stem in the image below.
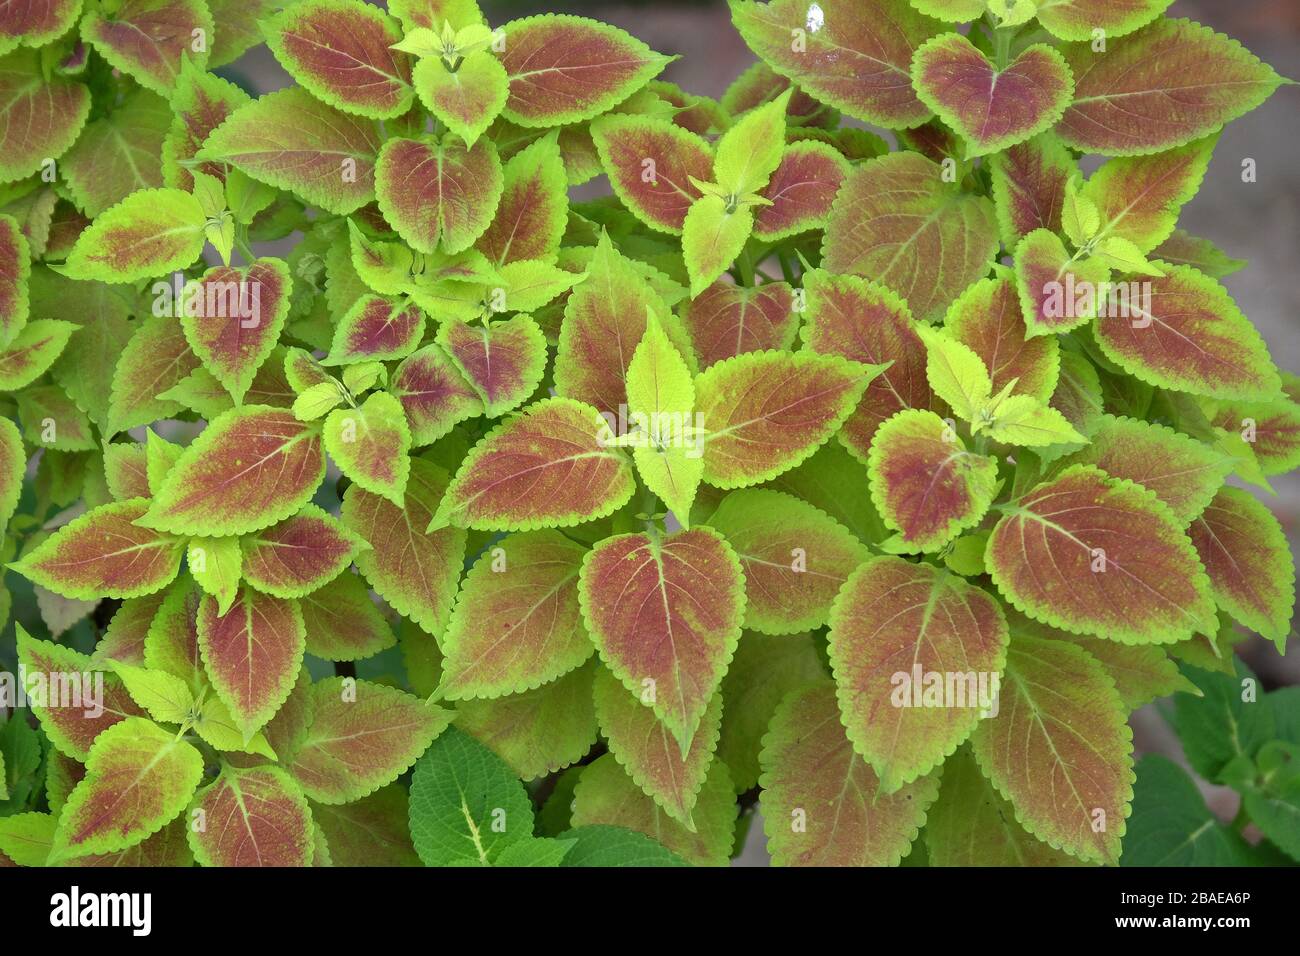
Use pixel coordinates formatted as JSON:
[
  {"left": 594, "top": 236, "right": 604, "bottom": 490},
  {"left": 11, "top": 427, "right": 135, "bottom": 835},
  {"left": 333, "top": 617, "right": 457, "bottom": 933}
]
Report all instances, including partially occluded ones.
[
  {"left": 736, "top": 246, "right": 756, "bottom": 287},
  {"left": 234, "top": 234, "right": 256, "bottom": 266},
  {"left": 1231, "top": 799, "right": 1252, "bottom": 833}
]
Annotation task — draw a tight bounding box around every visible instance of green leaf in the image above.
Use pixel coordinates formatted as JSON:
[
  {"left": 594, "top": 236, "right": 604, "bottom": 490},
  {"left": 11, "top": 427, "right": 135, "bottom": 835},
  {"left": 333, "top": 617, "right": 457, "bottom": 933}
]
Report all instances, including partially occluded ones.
[
  {"left": 1121, "top": 755, "right": 1252, "bottom": 866},
  {"left": 111, "top": 662, "right": 196, "bottom": 725},
  {"left": 493, "top": 836, "right": 576, "bottom": 867},
  {"left": 0, "top": 812, "right": 56, "bottom": 867},
  {"left": 681, "top": 195, "right": 754, "bottom": 297},
  {"left": 557, "top": 824, "right": 688, "bottom": 867},
  {"left": 61, "top": 89, "right": 170, "bottom": 218},
  {"left": 917, "top": 325, "right": 991, "bottom": 423},
  {"left": 409, "top": 726, "right": 535, "bottom": 866},
  {"left": 413, "top": 49, "right": 508, "bottom": 147},
  {"left": 713, "top": 88, "right": 788, "bottom": 195},
  {"left": 1061, "top": 174, "right": 1100, "bottom": 248},
  {"left": 64, "top": 188, "right": 206, "bottom": 283},
  {"left": 1172, "top": 661, "right": 1275, "bottom": 782},
  {"left": 979, "top": 393, "right": 1087, "bottom": 447}
]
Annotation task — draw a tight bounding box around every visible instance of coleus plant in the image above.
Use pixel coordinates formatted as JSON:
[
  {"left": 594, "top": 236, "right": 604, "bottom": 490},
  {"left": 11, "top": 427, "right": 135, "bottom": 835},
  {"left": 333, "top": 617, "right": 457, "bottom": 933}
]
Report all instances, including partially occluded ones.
[{"left": 0, "top": 0, "right": 1295, "bottom": 869}]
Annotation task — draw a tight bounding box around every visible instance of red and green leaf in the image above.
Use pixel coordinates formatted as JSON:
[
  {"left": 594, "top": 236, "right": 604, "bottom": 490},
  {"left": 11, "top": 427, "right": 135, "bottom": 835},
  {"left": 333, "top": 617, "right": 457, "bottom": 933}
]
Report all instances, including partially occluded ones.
[
  {"left": 187, "top": 765, "right": 314, "bottom": 867},
  {"left": 298, "top": 570, "right": 395, "bottom": 661},
  {"left": 590, "top": 114, "right": 712, "bottom": 235},
  {"left": 1013, "top": 228, "right": 1112, "bottom": 336},
  {"left": 412, "top": 50, "right": 508, "bottom": 147},
  {"left": 989, "top": 133, "right": 1074, "bottom": 248},
  {"left": 308, "top": 784, "right": 420, "bottom": 867},
  {"left": 0, "top": 49, "right": 90, "bottom": 183},
  {"left": 730, "top": 0, "right": 940, "bottom": 128},
  {"left": 969, "top": 635, "right": 1134, "bottom": 864},
  {"left": 390, "top": 344, "right": 483, "bottom": 445},
  {"left": 161, "top": 58, "right": 251, "bottom": 191},
  {"left": 49, "top": 716, "right": 203, "bottom": 861},
  {"left": 821, "top": 152, "right": 998, "bottom": 322},
  {"left": 1093, "top": 264, "right": 1282, "bottom": 402},
  {"left": 1055, "top": 18, "right": 1283, "bottom": 155},
  {"left": 695, "top": 350, "right": 875, "bottom": 488},
  {"left": 0, "top": 319, "right": 75, "bottom": 391},
  {"left": 0, "top": 212, "right": 29, "bottom": 346},
  {"left": 433, "top": 397, "right": 635, "bottom": 531},
  {"left": 197, "top": 585, "right": 306, "bottom": 738},
  {"left": 868, "top": 409, "right": 1000, "bottom": 552},
  {"left": 498, "top": 14, "right": 670, "bottom": 127},
  {"left": 241, "top": 505, "right": 366, "bottom": 599},
  {"left": 474, "top": 133, "right": 567, "bottom": 265},
  {"left": 266, "top": 0, "right": 413, "bottom": 119},
  {"left": 439, "top": 530, "right": 593, "bottom": 700},
  {"left": 141, "top": 406, "right": 326, "bottom": 537},
  {"left": 0, "top": 0, "right": 83, "bottom": 48},
  {"left": 438, "top": 313, "right": 548, "bottom": 417},
  {"left": 681, "top": 280, "right": 795, "bottom": 369},
  {"left": 287, "top": 677, "right": 451, "bottom": 803},
  {"left": 180, "top": 259, "right": 291, "bottom": 404},
  {"left": 376, "top": 135, "right": 502, "bottom": 254},
  {"left": 578, "top": 526, "right": 744, "bottom": 753},
  {"left": 1035, "top": 0, "right": 1171, "bottom": 42},
  {"left": 987, "top": 464, "right": 1217, "bottom": 643},
  {"left": 592, "top": 664, "right": 721, "bottom": 827},
  {"left": 11, "top": 499, "right": 184, "bottom": 600},
  {"left": 106, "top": 316, "right": 200, "bottom": 436},
  {"left": 912, "top": 33, "right": 1073, "bottom": 157},
  {"left": 1204, "top": 398, "right": 1300, "bottom": 477},
  {"left": 200, "top": 88, "right": 381, "bottom": 215},
  {"left": 341, "top": 456, "right": 466, "bottom": 635},
  {"left": 945, "top": 275, "right": 1059, "bottom": 401},
  {"left": 1188, "top": 487, "right": 1295, "bottom": 650},
  {"left": 64, "top": 188, "right": 207, "bottom": 283},
  {"left": 706, "top": 488, "right": 869, "bottom": 634},
  {"left": 323, "top": 392, "right": 411, "bottom": 505},
  {"left": 828, "top": 556, "right": 1008, "bottom": 790},
  {"left": 752, "top": 140, "right": 848, "bottom": 241},
  {"left": 758, "top": 681, "right": 939, "bottom": 866},
  {"left": 81, "top": 0, "right": 213, "bottom": 96}
]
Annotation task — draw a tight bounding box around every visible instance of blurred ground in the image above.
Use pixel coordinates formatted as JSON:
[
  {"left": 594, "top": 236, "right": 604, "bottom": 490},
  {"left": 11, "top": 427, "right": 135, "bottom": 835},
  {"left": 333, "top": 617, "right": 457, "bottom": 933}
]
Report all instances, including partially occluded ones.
[{"left": 224, "top": 0, "right": 1300, "bottom": 863}]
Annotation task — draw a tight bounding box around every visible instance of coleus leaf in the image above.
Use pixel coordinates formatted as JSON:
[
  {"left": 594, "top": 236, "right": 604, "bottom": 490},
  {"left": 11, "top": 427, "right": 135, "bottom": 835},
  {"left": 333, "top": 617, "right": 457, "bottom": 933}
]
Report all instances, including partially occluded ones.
[
  {"left": 61, "top": 89, "right": 169, "bottom": 218},
  {"left": 453, "top": 662, "right": 598, "bottom": 781},
  {"left": 989, "top": 132, "right": 1073, "bottom": 249},
  {"left": 694, "top": 350, "right": 876, "bottom": 488},
  {"left": 681, "top": 280, "right": 795, "bottom": 369},
  {"left": 0, "top": 49, "right": 90, "bottom": 184},
  {"left": 0, "top": 213, "right": 29, "bottom": 346},
  {"left": 389, "top": 0, "right": 482, "bottom": 32},
  {"left": 945, "top": 275, "right": 1059, "bottom": 402},
  {"left": 200, "top": 88, "right": 381, "bottom": 215},
  {"left": 822, "top": 151, "right": 998, "bottom": 322},
  {"left": 49, "top": 716, "right": 204, "bottom": 862},
  {"left": 323, "top": 391, "right": 412, "bottom": 505},
  {"left": 432, "top": 397, "right": 636, "bottom": 531},
  {"left": 390, "top": 344, "right": 482, "bottom": 445},
  {"left": 828, "top": 555, "right": 1008, "bottom": 790},
  {"left": 64, "top": 188, "right": 207, "bottom": 283},
  {"left": 180, "top": 258, "right": 292, "bottom": 404},
  {"left": 571, "top": 753, "right": 736, "bottom": 867},
  {"left": 592, "top": 665, "right": 722, "bottom": 828},
  {"left": 375, "top": 135, "right": 502, "bottom": 254},
  {"left": 706, "top": 488, "right": 869, "bottom": 634},
  {"left": 716, "top": 631, "right": 825, "bottom": 793},
  {"left": 1055, "top": 18, "right": 1283, "bottom": 156},
  {"left": 408, "top": 726, "right": 534, "bottom": 865},
  {"left": 187, "top": 765, "right": 314, "bottom": 867},
  {"left": 309, "top": 784, "right": 420, "bottom": 867},
  {"left": 759, "top": 681, "right": 939, "bottom": 866},
  {"left": 412, "top": 49, "right": 508, "bottom": 147},
  {"left": 589, "top": 113, "right": 712, "bottom": 235},
  {"left": 1205, "top": 397, "right": 1300, "bottom": 477},
  {"left": 299, "top": 569, "right": 395, "bottom": 661},
  {"left": 105, "top": 316, "right": 200, "bottom": 436},
  {"left": 1189, "top": 487, "right": 1294, "bottom": 651},
  {"left": 624, "top": 311, "right": 702, "bottom": 523},
  {"left": 868, "top": 409, "right": 999, "bottom": 552},
  {"left": 1034, "top": 0, "right": 1171, "bottom": 41},
  {"left": 141, "top": 406, "right": 326, "bottom": 537},
  {"left": 926, "top": 745, "right": 1080, "bottom": 866},
  {"left": 144, "top": 581, "right": 206, "bottom": 695},
  {"left": 987, "top": 464, "right": 1217, "bottom": 643},
  {"left": 752, "top": 139, "right": 848, "bottom": 241},
  {"left": 1153, "top": 229, "right": 1245, "bottom": 279},
  {"left": 162, "top": 58, "right": 251, "bottom": 191},
  {"left": 241, "top": 504, "right": 367, "bottom": 599},
  {"left": 0, "top": 0, "right": 83, "bottom": 48},
  {"left": 1080, "top": 136, "right": 1215, "bottom": 254},
  {"left": 1122, "top": 754, "right": 1252, "bottom": 866},
  {"left": 1093, "top": 264, "right": 1282, "bottom": 402},
  {"left": 16, "top": 384, "right": 95, "bottom": 452},
  {"left": 0, "top": 416, "right": 23, "bottom": 531},
  {"left": 911, "top": 33, "right": 1073, "bottom": 158},
  {"left": 438, "top": 313, "right": 548, "bottom": 418},
  {"left": 438, "top": 529, "right": 594, "bottom": 700},
  {"left": 80, "top": 0, "right": 213, "bottom": 96},
  {"left": 188, "top": 535, "right": 241, "bottom": 616},
  {"left": 681, "top": 195, "right": 753, "bottom": 297},
  {"left": 1058, "top": 414, "right": 1232, "bottom": 524},
  {"left": 197, "top": 585, "right": 305, "bottom": 739},
  {"left": 1012, "top": 228, "right": 1112, "bottom": 336},
  {"left": 801, "top": 269, "right": 932, "bottom": 456},
  {"left": 711, "top": 87, "right": 788, "bottom": 197},
  {"left": 326, "top": 295, "right": 425, "bottom": 365},
  {"left": 0, "top": 319, "right": 76, "bottom": 391},
  {"left": 10, "top": 498, "right": 184, "bottom": 600},
  {"left": 16, "top": 628, "right": 145, "bottom": 760},
  {"left": 730, "top": 0, "right": 940, "bottom": 128},
  {"left": 110, "top": 661, "right": 195, "bottom": 725},
  {"left": 0, "top": 812, "right": 56, "bottom": 867},
  {"left": 554, "top": 233, "right": 679, "bottom": 417},
  {"left": 970, "top": 634, "right": 1134, "bottom": 865},
  {"left": 474, "top": 133, "right": 567, "bottom": 266},
  {"left": 578, "top": 526, "right": 744, "bottom": 754},
  {"left": 341, "top": 456, "right": 466, "bottom": 635},
  {"left": 497, "top": 14, "right": 670, "bottom": 127},
  {"left": 266, "top": 0, "right": 414, "bottom": 120},
  {"left": 1063, "top": 630, "right": 1198, "bottom": 711}
]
